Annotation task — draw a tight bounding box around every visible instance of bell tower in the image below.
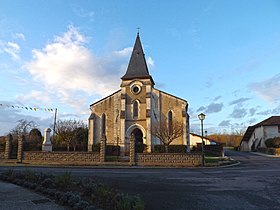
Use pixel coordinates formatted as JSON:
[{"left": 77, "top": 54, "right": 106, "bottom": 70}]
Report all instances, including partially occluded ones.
[{"left": 120, "top": 33, "right": 154, "bottom": 154}]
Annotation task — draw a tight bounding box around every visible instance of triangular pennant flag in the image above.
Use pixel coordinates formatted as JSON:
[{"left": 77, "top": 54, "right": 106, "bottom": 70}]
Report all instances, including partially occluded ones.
[
  {"left": 29, "top": 107, "right": 32, "bottom": 110},
  {"left": 25, "top": 107, "right": 28, "bottom": 110},
  {"left": 34, "top": 108, "right": 37, "bottom": 111}
]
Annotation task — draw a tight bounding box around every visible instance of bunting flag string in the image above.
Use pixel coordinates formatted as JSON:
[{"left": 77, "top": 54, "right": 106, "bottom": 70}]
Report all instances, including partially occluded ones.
[{"left": 0, "top": 103, "right": 55, "bottom": 112}]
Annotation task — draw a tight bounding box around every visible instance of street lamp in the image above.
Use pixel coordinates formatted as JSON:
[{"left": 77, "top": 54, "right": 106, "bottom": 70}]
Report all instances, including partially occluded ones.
[{"left": 198, "top": 113, "right": 205, "bottom": 166}]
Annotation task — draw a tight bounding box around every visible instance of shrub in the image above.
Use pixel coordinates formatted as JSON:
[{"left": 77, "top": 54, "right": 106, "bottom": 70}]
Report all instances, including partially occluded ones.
[
  {"left": 265, "top": 137, "right": 280, "bottom": 148},
  {"left": 54, "top": 172, "right": 73, "bottom": 190},
  {"left": 24, "top": 169, "right": 38, "bottom": 183},
  {"left": 41, "top": 178, "right": 54, "bottom": 188},
  {"left": 168, "top": 145, "right": 187, "bottom": 153},
  {"left": 154, "top": 145, "right": 165, "bottom": 153},
  {"left": 135, "top": 144, "right": 147, "bottom": 153},
  {"left": 131, "top": 195, "right": 145, "bottom": 210},
  {"left": 154, "top": 145, "right": 187, "bottom": 153},
  {"left": 74, "top": 200, "right": 89, "bottom": 210},
  {"left": 106, "top": 145, "right": 120, "bottom": 156},
  {"left": 92, "top": 143, "right": 100, "bottom": 152}
]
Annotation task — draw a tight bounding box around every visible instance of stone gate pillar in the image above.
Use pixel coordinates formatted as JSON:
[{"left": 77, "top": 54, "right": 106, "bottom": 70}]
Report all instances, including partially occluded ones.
[
  {"left": 17, "top": 135, "right": 25, "bottom": 163},
  {"left": 100, "top": 135, "right": 106, "bottom": 163},
  {"left": 4, "top": 134, "right": 12, "bottom": 159},
  {"left": 42, "top": 128, "right": 52, "bottom": 152},
  {"left": 130, "top": 134, "right": 135, "bottom": 166}
]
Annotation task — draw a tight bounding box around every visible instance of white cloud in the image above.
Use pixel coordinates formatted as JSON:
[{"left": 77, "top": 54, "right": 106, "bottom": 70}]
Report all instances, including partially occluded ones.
[
  {"left": 0, "top": 41, "right": 21, "bottom": 60},
  {"left": 24, "top": 25, "right": 130, "bottom": 112},
  {"left": 249, "top": 73, "right": 280, "bottom": 103},
  {"left": 13, "top": 33, "right": 26, "bottom": 41},
  {"left": 113, "top": 47, "right": 132, "bottom": 57},
  {"left": 72, "top": 6, "right": 95, "bottom": 22},
  {"left": 147, "top": 56, "right": 155, "bottom": 69},
  {"left": 16, "top": 90, "right": 51, "bottom": 105}
]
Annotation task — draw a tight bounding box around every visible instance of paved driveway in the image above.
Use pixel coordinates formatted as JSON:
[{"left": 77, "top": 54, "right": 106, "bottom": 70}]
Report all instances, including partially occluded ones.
[{"left": 1, "top": 150, "right": 280, "bottom": 210}]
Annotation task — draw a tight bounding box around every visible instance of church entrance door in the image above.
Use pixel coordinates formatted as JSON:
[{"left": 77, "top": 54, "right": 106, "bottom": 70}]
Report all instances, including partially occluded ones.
[{"left": 132, "top": 128, "right": 145, "bottom": 153}]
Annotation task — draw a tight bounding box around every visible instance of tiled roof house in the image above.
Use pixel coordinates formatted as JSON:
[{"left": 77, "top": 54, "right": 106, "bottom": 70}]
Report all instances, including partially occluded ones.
[{"left": 240, "top": 116, "right": 280, "bottom": 151}]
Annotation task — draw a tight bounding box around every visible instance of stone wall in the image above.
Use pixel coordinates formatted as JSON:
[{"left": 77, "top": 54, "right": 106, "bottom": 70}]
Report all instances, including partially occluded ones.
[
  {"left": 0, "top": 152, "right": 4, "bottom": 159},
  {"left": 23, "top": 151, "right": 100, "bottom": 164},
  {"left": 136, "top": 153, "right": 201, "bottom": 167}
]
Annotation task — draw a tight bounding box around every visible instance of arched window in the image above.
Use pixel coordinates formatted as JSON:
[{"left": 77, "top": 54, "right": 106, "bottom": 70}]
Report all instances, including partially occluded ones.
[
  {"left": 133, "top": 101, "right": 139, "bottom": 118},
  {"left": 101, "top": 113, "right": 106, "bottom": 136},
  {"left": 168, "top": 111, "right": 173, "bottom": 132}
]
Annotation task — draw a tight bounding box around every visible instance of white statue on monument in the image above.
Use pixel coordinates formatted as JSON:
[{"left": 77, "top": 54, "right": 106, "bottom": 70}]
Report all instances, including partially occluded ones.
[{"left": 42, "top": 128, "right": 52, "bottom": 152}]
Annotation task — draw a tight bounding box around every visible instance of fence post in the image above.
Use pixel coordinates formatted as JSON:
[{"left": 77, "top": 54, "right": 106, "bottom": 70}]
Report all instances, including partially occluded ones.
[
  {"left": 100, "top": 135, "right": 106, "bottom": 163},
  {"left": 130, "top": 134, "right": 135, "bottom": 166},
  {"left": 17, "top": 135, "right": 24, "bottom": 163},
  {"left": 4, "top": 134, "right": 12, "bottom": 159}
]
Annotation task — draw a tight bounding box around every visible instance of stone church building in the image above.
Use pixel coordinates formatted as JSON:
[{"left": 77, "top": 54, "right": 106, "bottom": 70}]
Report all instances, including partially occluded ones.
[{"left": 88, "top": 33, "right": 190, "bottom": 155}]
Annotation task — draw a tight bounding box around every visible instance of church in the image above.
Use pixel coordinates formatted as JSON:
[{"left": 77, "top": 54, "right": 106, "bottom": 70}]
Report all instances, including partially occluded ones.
[{"left": 88, "top": 33, "right": 190, "bottom": 155}]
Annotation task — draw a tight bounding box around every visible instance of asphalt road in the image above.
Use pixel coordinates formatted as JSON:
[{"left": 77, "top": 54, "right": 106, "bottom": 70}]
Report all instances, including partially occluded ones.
[{"left": 1, "top": 150, "right": 280, "bottom": 210}]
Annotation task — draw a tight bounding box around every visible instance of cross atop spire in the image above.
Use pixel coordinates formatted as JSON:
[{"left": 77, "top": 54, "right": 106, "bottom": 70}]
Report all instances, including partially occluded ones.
[
  {"left": 136, "top": 27, "right": 140, "bottom": 35},
  {"left": 121, "top": 33, "right": 154, "bottom": 85}
]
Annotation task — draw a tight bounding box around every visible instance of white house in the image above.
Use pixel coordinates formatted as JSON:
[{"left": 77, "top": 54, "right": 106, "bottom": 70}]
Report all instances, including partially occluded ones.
[
  {"left": 240, "top": 116, "right": 280, "bottom": 152},
  {"left": 189, "top": 133, "right": 217, "bottom": 149}
]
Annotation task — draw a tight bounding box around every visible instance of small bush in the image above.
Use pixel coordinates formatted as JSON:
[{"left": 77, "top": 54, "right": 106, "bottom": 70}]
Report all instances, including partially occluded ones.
[
  {"left": 168, "top": 145, "right": 187, "bottom": 153},
  {"left": 154, "top": 145, "right": 165, "bottom": 153},
  {"left": 265, "top": 137, "right": 280, "bottom": 148},
  {"left": 154, "top": 145, "right": 187, "bottom": 153},
  {"left": 74, "top": 200, "right": 89, "bottom": 210},
  {"left": 41, "top": 178, "right": 54, "bottom": 188},
  {"left": 24, "top": 169, "right": 37, "bottom": 183},
  {"left": 106, "top": 145, "right": 120, "bottom": 156},
  {"left": 135, "top": 144, "right": 147, "bottom": 153},
  {"left": 92, "top": 144, "right": 100, "bottom": 152},
  {"left": 54, "top": 172, "right": 73, "bottom": 190}
]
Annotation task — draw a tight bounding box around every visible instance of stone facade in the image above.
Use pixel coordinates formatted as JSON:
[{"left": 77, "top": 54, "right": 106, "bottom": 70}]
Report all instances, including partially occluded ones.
[
  {"left": 0, "top": 152, "right": 4, "bottom": 159},
  {"left": 23, "top": 151, "right": 100, "bottom": 164},
  {"left": 88, "top": 34, "right": 190, "bottom": 155},
  {"left": 136, "top": 153, "right": 201, "bottom": 167}
]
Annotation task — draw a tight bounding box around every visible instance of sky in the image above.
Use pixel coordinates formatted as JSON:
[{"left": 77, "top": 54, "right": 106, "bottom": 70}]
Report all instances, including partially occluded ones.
[{"left": 0, "top": 0, "right": 280, "bottom": 136}]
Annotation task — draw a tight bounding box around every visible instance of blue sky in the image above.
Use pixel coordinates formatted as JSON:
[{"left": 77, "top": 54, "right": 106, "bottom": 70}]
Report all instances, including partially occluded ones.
[{"left": 0, "top": 0, "right": 280, "bottom": 136}]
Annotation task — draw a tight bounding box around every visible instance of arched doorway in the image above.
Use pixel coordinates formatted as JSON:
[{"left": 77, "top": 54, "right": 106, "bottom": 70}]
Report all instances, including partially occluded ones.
[{"left": 132, "top": 128, "right": 144, "bottom": 153}]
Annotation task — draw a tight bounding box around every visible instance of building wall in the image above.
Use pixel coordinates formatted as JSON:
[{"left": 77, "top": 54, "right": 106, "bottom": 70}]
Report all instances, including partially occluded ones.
[
  {"left": 241, "top": 125, "right": 280, "bottom": 151},
  {"left": 189, "top": 134, "right": 213, "bottom": 149},
  {"left": 89, "top": 91, "right": 121, "bottom": 145},
  {"left": 88, "top": 81, "right": 190, "bottom": 154},
  {"left": 155, "top": 90, "right": 188, "bottom": 145}
]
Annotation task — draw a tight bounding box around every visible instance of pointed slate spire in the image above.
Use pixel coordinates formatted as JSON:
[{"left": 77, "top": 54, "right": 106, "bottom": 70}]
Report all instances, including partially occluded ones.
[{"left": 121, "top": 33, "right": 154, "bottom": 85}]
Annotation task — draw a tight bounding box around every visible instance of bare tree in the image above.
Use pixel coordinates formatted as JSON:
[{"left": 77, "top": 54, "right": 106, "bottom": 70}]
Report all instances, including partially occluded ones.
[
  {"left": 10, "top": 119, "right": 37, "bottom": 136},
  {"left": 29, "top": 128, "right": 43, "bottom": 144},
  {"left": 55, "top": 119, "right": 86, "bottom": 151},
  {"left": 152, "top": 120, "right": 183, "bottom": 152}
]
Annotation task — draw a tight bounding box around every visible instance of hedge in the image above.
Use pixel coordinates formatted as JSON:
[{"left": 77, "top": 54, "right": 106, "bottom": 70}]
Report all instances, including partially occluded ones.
[
  {"left": 154, "top": 145, "right": 187, "bottom": 153},
  {"left": 265, "top": 137, "right": 280, "bottom": 148}
]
